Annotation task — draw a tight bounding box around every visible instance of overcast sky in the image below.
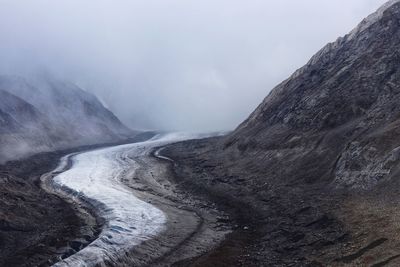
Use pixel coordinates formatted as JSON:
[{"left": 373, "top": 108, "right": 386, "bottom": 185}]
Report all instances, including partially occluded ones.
[{"left": 0, "top": 0, "right": 389, "bottom": 131}]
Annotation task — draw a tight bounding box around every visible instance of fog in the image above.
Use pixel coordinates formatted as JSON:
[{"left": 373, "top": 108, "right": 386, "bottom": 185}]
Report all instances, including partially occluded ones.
[{"left": 0, "top": 0, "right": 389, "bottom": 131}]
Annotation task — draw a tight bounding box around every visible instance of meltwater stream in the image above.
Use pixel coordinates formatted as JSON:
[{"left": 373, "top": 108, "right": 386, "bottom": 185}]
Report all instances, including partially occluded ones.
[{"left": 48, "top": 133, "right": 200, "bottom": 266}]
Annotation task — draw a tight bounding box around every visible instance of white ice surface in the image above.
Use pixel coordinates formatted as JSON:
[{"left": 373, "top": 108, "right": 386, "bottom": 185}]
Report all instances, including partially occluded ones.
[{"left": 51, "top": 132, "right": 205, "bottom": 266}]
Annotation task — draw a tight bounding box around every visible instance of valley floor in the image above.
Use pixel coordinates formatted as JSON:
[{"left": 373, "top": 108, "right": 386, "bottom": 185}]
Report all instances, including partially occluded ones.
[
  {"left": 0, "top": 133, "right": 229, "bottom": 266},
  {"left": 0, "top": 147, "right": 97, "bottom": 267},
  {"left": 3, "top": 134, "right": 400, "bottom": 266},
  {"left": 162, "top": 137, "right": 400, "bottom": 267},
  {"left": 42, "top": 133, "right": 229, "bottom": 266}
]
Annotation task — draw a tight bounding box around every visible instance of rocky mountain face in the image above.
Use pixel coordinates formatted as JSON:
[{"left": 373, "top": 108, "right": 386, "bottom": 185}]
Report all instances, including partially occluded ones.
[
  {"left": 225, "top": 0, "right": 400, "bottom": 190},
  {"left": 0, "top": 75, "right": 132, "bottom": 162},
  {"left": 164, "top": 1, "right": 400, "bottom": 265}
]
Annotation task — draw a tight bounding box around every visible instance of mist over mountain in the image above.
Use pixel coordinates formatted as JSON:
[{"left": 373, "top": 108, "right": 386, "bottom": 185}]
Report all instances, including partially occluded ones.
[
  {"left": 0, "top": 0, "right": 389, "bottom": 131},
  {"left": 3, "top": 1, "right": 400, "bottom": 266},
  {"left": 0, "top": 75, "right": 132, "bottom": 162}
]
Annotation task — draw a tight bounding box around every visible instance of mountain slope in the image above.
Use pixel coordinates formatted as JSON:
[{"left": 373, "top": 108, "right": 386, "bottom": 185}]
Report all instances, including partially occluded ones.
[
  {"left": 163, "top": 1, "right": 400, "bottom": 265},
  {"left": 225, "top": 0, "right": 400, "bottom": 189},
  {"left": 0, "top": 89, "right": 56, "bottom": 161},
  {"left": 0, "top": 75, "right": 133, "bottom": 162}
]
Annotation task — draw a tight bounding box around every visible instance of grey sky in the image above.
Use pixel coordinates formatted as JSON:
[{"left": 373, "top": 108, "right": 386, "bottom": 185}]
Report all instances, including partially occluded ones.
[{"left": 0, "top": 0, "right": 389, "bottom": 131}]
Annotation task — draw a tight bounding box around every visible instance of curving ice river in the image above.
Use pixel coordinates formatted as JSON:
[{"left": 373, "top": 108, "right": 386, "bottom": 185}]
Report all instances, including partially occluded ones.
[{"left": 44, "top": 133, "right": 203, "bottom": 266}]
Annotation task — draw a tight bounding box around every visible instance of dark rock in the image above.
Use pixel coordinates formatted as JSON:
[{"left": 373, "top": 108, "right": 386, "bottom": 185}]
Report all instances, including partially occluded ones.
[{"left": 163, "top": 1, "right": 400, "bottom": 265}]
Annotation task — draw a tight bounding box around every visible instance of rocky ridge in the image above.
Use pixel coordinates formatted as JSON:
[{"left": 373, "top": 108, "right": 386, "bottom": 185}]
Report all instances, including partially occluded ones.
[
  {"left": 164, "top": 1, "right": 400, "bottom": 265},
  {"left": 227, "top": 0, "right": 400, "bottom": 190}
]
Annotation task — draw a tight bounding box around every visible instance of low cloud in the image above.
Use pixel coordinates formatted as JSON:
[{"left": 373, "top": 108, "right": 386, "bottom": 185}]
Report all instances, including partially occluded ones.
[{"left": 0, "top": 0, "right": 388, "bottom": 131}]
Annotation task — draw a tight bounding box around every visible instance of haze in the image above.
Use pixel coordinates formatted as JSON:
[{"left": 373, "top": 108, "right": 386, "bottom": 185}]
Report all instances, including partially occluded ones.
[{"left": 0, "top": 0, "right": 388, "bottom": 131}]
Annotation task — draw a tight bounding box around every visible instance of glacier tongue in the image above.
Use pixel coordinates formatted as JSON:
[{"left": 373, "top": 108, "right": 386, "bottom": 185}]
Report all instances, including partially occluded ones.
[{"left": 50, "top": 133, "right": 201, "bottom": 266}]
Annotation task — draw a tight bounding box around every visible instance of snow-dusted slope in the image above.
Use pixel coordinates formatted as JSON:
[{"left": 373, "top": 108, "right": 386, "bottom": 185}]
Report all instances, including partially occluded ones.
[
  {"left": 0, "top": 75, "right": 133, "bottom": 162},
  {"left": 0, "top": 89, "right": 56, "bottom": 161}
]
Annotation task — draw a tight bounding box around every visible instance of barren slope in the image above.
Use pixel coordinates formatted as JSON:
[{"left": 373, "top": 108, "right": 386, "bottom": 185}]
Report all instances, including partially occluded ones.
[{"left": 163, "top": 1, "right": 400, "bottom": 266}]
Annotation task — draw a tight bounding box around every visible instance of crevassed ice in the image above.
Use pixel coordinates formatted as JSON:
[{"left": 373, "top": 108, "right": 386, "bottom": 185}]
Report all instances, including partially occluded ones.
[{"left": 52, "top": 132, "right": 205, "bottom": 266}]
